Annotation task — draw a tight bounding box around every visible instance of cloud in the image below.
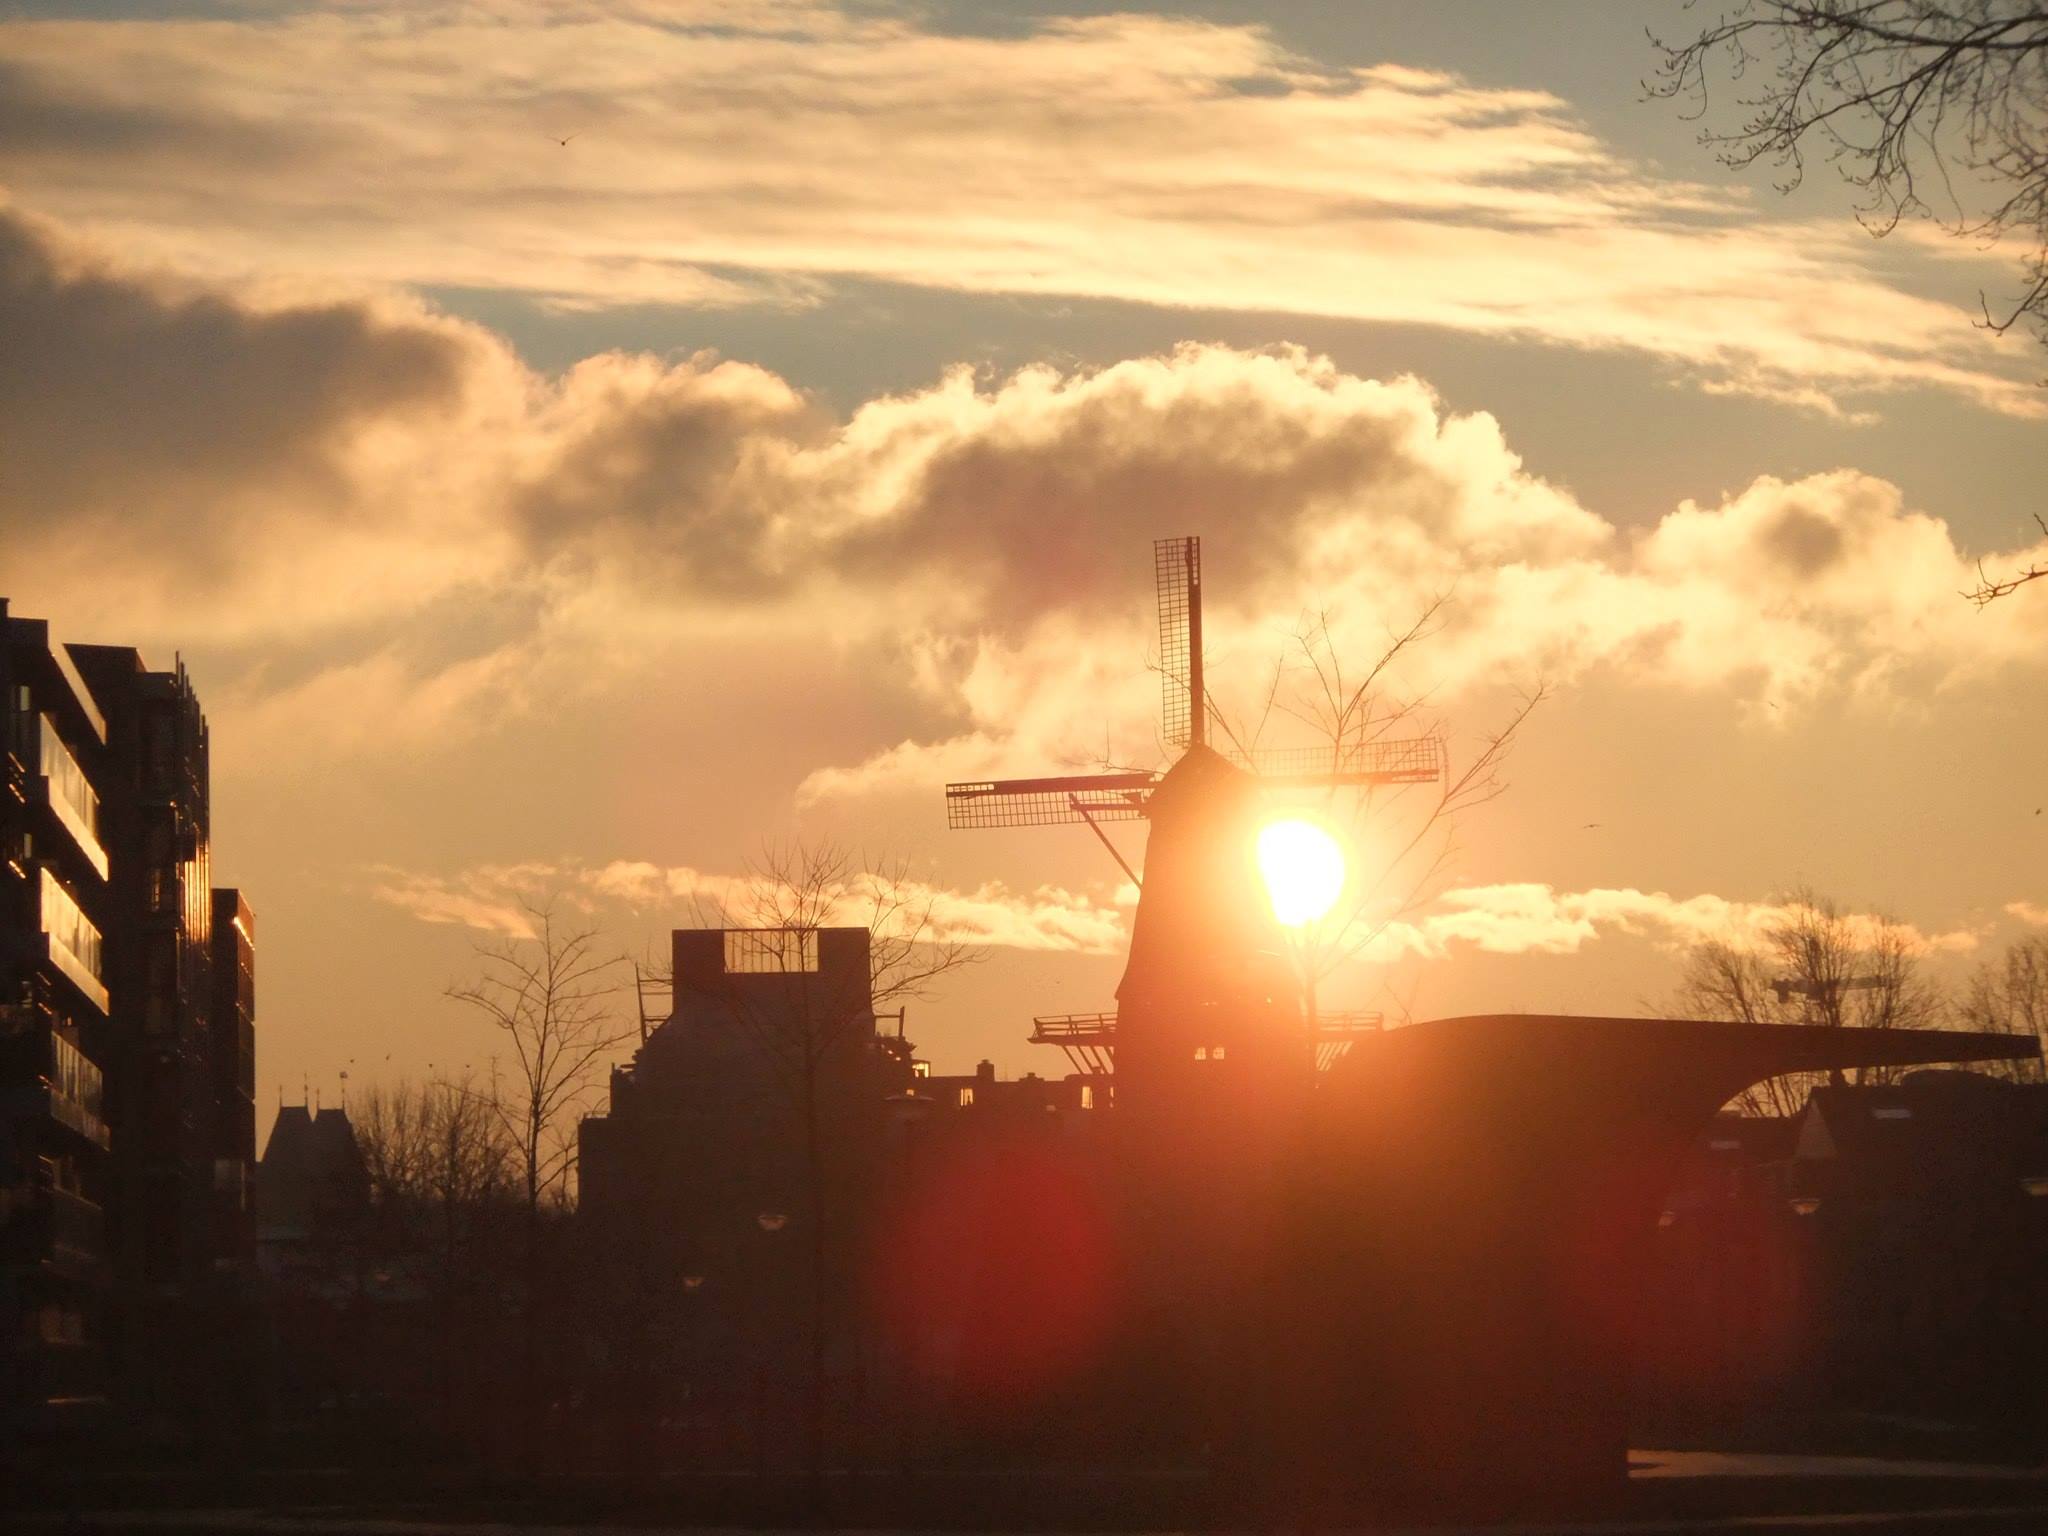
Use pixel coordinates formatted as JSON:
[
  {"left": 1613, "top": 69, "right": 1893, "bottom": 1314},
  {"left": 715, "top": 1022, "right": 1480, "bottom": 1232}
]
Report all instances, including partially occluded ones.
[
  {"left": 2008, "top": 901, "right": 2048, "bottom": 928},
  {"left": 3, "top": 200, "right": 2043, "bottom": 782},
  {"left": 0, "top": 3, "right": 2038, "bottom": 415},
  {"left": 367, "top": 862, "right": 563, "bottom": 939},
  {"left": 1362, "top": 883, "right": 1982, "bottom": 963},
  {"left": 376, "top": 859, "right": 1988, "bottom": 983},
  {"left": 371, "top": 855, "right": 1130, "bottom": 955},
  {"left": 0, "top": 198, "right": 527, "bottom": 645}
]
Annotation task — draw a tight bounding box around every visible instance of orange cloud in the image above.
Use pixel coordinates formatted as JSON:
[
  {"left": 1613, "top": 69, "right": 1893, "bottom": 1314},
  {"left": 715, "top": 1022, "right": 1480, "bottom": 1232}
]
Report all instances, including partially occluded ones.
[
  {"left": 4, "top": 202, "right": 2043, "bottom": 782},
  {"left": 0, "top": 4, "right": 2038, "bottom": 415},
  {"left": 371, "top": 857, "right": 1130, "bottom": 956},
  {"left": 1362, "top": 883, "right": 1982, "bottom": 962}
]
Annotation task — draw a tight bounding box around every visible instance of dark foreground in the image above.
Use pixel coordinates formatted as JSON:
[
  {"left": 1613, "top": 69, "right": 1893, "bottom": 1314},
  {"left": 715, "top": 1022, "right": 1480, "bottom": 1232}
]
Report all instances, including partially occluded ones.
[{"left": 11, "top": 1456, "right": 2048, "bottom": 1536}]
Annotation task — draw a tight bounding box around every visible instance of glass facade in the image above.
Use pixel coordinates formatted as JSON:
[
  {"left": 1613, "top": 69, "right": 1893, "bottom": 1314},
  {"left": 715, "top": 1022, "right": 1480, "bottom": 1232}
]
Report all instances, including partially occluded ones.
[
  {"left": 40, "top": 866, "right": 107, "bottom": 1010},
  {"left": 38, "top": 713, "right": 106, "bottom": 873},
  {"left": 49, "top": 1032, "right": 106, "bottom": 1132}
]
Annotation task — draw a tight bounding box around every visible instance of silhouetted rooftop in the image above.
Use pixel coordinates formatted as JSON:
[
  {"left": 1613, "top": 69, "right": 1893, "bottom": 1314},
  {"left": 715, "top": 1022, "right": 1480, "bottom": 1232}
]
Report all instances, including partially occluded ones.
[{"left": 256, "top": 1103, "right": 368, "bottom": 1236}]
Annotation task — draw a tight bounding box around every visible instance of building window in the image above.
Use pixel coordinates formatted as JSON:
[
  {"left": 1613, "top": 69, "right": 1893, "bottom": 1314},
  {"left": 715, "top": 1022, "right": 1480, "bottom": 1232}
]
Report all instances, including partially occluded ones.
[
  {"left": 48, "top": 1033, "right": 105, "bottom": 1127},
  {"left": 1211, "top": 1045, "right": 1226, "bottom": 1061},
  {"left": 958, "top": 1087, "right": 974, "bottom": 1107},
  {"left": 1080, "top": 1084, "right": 1094, "bottom": 1110},
  {"left": 38, "top": 716, "right": 104, "bottom": 861},
  {"left": 7, "top": 685, "right": 30, "bottom": 757},
  {"left": 723, "top": 928, "right": 819, "bottom": 974},
  {"left": 40, "top": 868, "right": 106, "bottom": 1004}
]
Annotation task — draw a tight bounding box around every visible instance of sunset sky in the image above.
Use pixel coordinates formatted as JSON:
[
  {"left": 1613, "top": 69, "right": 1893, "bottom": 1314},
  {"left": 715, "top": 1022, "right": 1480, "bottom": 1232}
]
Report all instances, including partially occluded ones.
[{"left": 2, "top": 0, "right": 2043, "bottom": 1136}]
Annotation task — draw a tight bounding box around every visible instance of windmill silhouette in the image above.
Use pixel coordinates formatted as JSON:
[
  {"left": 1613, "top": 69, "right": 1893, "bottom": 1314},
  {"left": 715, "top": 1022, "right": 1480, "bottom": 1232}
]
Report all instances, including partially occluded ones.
[{"left": 944, "top": 535, "right": 1447, "bottom": 1078}]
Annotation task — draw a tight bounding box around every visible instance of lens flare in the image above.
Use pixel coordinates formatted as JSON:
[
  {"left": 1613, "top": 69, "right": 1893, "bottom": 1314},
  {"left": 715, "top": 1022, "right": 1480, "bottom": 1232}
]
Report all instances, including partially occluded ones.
[{"left": 1256, "top": 816, "right": 1346, "bottom": 927}]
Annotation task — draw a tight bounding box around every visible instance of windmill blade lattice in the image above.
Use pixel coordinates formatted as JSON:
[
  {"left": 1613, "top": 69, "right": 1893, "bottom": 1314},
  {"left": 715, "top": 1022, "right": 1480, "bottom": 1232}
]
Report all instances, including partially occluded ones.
[
  {"left": 1233, "top": 737, "right": 1445, "bottom": 785},
  {"left": 945, "top": 772, "right": 1157, "bottom": 830},
  {"left": 1155, "top": 536, "right": 1201, "bottom": 750}
]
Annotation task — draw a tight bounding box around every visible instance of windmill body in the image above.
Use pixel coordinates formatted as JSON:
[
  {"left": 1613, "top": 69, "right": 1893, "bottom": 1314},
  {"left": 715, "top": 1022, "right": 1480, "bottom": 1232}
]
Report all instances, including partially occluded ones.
[{"left": 946, "top": 536, "right": 1441, "bottom": 1089}]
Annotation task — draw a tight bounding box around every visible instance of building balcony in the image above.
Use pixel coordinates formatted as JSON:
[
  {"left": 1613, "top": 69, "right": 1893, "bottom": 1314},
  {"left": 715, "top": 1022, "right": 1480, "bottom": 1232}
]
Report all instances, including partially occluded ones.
[
  {"left": 1, "top": 1186, "right": 109, "bottom": 1283},
  {"left": 48, "top": 1187, "right": 105, "bottom": 1270},
  {"left": 30, "top": 775, "right": 109, "bottom": 882},
  {"left": 3, "top": 1078, "right": 114, "bottom": 1152},
  {"left": 35, "top": 930, "right": 109, "bottom": 1017},
  {"left": 2, "top": 743, "right": 26, "bottom": 811},
  {"left": 49, "top": 1087, "right": 110, "bottom": 1149}
]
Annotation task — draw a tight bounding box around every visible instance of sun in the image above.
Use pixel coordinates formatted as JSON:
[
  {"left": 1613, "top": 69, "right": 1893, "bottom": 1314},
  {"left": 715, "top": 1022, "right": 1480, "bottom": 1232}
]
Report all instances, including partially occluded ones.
[{"left": 1256, "top": 816, "right": 1347, "bottom": 928}]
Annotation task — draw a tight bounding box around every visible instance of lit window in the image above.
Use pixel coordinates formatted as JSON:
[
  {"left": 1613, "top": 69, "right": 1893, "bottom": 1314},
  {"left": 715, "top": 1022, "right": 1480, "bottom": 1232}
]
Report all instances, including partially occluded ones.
[
  {"left": 39, "top": 716, "right": 102, "bottom": 853},
  {"left": 40, "top": 868, "right": 105, "bottom": 1004},
  {"left": 958, "top": 1087, "right": 974, "bottom": 1107},
  {"left": 48, "top": 1034, "right": 104, "bottom": 1124},
  {"left": 1080, "top": 1085, "right": 1094, "bottom": 1110},
  {"left": 912, "top": 1061, "right": 930, "bottom": 1078},
  {"left": 1211, "top": 1045, "right": 1226, "bottom": 1061},
  {"left": 1193, "top": 1047, "right": 1207, "bottom": 1062}
]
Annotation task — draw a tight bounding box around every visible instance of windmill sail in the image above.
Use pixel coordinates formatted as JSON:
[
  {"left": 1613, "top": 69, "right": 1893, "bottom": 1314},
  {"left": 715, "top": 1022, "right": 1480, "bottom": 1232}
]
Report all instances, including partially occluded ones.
[
  {"left": 1233, "top": 737, "right": 1445, "bottom": 785},
  {"left": 1154, "top": 536, "right": 1201, "bottom": 749},
  {"left": 945, "top": 772, "right": 1157, "bottom": 830},
  {"left": 945, "top": 535, "right": 1449, "bottom": 832}
]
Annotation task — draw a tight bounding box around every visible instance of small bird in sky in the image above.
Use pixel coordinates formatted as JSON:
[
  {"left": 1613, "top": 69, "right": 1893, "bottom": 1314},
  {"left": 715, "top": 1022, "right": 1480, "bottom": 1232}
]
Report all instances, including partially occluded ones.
[
  {"left": 552, "top": 133, "right": 578, "bottom": 146},
  {"left": 1582, "top": 822, "right": 1602, "bottom": 829}
]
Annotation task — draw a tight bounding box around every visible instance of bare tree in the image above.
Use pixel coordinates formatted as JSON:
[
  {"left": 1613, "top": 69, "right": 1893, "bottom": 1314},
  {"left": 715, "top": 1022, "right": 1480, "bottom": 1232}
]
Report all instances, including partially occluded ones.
[
  {"left": 1213, "top": 603, "right": 1548, "bottom": 1020},
  {"left": 356, "top": 1075, "right": 513, "bottom": 1227},
  {"left": 1649, "top": 2, "right": 2048, "bottom": 346},
  {"left": 448, "top": 899, "right": 630, "bottom": 1220},
  {"left": 685, "top": 843, "right": 984, "bottom": 1486},
  {"left": 1672, "top": 885, "right": 1947, "bottom": 1114},
  {"left": 355, "top": 1079, "right": 434, "bottom": 1215},
  {"left": 447, "top": 898, "right": 630, "bottom": 1446},
  {"left": 1956, "top": 932, "right": 2048, "bottom": 1080}
]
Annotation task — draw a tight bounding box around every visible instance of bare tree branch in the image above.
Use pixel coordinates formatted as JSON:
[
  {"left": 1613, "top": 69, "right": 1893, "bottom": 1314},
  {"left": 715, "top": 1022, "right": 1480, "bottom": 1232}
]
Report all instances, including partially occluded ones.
[
  {"left": 1208, "top": 600, "right": 1549, "bottom": 1002},
  {"left": 1648, "top": 2, "right": 2048, "bottom": 349},
  {"left": 1963, "top": 511, "right": 2048, "bottom": 603},
  {"left": 1670, "top": 883, "right": 1948, "bottom": 1113}
]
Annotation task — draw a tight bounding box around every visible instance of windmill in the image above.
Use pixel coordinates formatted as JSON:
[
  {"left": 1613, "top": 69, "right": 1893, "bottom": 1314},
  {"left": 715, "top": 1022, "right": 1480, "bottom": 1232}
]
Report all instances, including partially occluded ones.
[{"left": 943, "top": 536, "right": 1446, "bottom": 1078}]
